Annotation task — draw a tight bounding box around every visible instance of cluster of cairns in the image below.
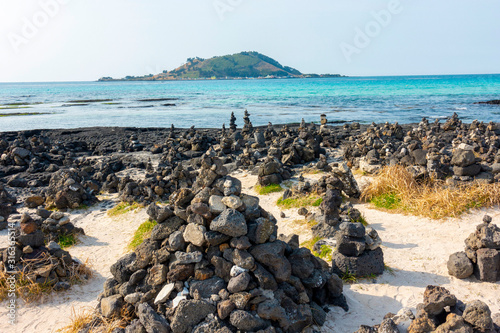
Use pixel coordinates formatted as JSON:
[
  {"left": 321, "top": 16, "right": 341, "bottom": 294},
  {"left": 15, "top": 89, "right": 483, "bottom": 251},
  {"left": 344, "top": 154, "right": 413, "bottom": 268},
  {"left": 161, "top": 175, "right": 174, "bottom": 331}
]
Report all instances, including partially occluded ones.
[
  {"left": 344, "top": 114, "right": 500, "bottom": 183},
  {"left": 447, "top": 215, "right": 500, "bottom": 282},
  {"left": 89, "top": 152, "right": 348, "bottom": 333},
  {"left": 0, "top": 210, "right": 86, "bottom": 292},
  {"left": 356, "top": 285, "right": 500, "bottom": 333}
]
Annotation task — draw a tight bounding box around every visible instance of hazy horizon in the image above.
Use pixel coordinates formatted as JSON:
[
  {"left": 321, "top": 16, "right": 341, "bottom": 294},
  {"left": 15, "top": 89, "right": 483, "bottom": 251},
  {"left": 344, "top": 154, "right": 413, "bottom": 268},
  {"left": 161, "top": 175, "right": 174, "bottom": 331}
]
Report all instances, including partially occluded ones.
[{"left": 1, "top": 0, "right": 500, "bottom": 82}]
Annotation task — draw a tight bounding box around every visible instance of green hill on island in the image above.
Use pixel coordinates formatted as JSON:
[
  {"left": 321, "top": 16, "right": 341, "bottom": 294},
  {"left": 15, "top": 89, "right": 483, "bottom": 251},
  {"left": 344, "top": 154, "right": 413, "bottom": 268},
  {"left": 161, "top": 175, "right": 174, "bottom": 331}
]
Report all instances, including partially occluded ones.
[{"left": 99, "top": 52, "right": 341, "bottom": 81}]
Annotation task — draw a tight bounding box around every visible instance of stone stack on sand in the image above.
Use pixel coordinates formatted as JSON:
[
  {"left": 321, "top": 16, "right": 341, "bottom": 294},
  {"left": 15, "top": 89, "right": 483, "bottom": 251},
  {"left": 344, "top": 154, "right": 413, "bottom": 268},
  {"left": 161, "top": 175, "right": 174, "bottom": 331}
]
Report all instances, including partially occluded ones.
[
  {"left": 447, "top": 214, "right": 500, "bottom": 282},
  {"left": 45, "top": 169, "right": 99, "bottom": 210},
  {"left": 331, "top": 221, "right": 384, "bottom": 278},
  {"left": 93, "top": 152, "right": 347, "bottom": 333},
  {"left": 0, "top": 212, "right": 87, "bottom": 292},
  {"left": 257, "top": 157, "right": 291, "bottom": 186},
  {"left": 356, "top": 285, "right": 500, "bottom": 333}
]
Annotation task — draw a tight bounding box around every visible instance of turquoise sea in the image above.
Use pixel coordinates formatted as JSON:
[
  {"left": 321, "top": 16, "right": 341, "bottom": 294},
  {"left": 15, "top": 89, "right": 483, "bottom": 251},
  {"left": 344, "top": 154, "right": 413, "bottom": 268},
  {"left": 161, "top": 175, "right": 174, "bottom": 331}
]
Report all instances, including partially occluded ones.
[{"left": 1, "top": 74, "right": 499, "bottom": 132}]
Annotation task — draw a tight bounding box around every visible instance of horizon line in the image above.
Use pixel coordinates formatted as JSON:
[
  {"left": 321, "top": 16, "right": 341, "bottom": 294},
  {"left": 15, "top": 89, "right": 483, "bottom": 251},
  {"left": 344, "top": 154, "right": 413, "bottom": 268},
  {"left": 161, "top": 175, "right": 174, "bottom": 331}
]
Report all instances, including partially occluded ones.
[{"left": 2, "top": 72, "right": 500, "bottom": 84}]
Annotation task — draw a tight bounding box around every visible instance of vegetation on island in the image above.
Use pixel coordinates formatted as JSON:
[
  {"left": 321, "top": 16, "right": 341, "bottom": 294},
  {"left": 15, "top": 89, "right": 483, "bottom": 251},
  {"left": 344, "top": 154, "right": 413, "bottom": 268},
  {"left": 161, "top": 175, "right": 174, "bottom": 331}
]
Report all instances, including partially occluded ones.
[{"left": 99, "top": 51, "right": 342, "bottom": 81}]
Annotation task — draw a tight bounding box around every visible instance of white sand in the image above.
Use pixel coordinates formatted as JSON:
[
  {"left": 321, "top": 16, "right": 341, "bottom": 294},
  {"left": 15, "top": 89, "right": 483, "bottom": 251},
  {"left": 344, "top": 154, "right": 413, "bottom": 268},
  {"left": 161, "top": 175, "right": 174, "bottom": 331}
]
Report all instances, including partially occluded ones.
[
  {"left": 1, "top": 169, "right": 498, "bottom": 333},
  {"left": 0, "top": 196, "right": 147, "bottom": 333},
  {"left": 237, "top": 171, "right": 500, "bottom": 333}
]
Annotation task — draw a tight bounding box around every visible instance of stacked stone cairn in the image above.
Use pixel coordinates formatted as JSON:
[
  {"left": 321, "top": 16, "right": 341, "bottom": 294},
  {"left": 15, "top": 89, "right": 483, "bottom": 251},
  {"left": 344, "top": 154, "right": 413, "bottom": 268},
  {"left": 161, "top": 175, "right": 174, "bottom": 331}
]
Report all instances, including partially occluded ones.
[
  {"left": 356, "top": 285, "right": 500, "bottom": 333},
  {"left": 45, "top": 168, "right": 99, "bottom": 210},
  {"left": 447, "top": 215, "right": 500, "bottom": 282},
  {"left": 257, "top": 157, "right": 291, "bottom": 187},
  {"left": 93, "top": 151, "right": 347, "bottom": 333},
  {"left": 331, "top": 221, "right": 384, "bottom": 278},
  {"left": 0, "top": 211, "right": 88, "bottom": 292}
]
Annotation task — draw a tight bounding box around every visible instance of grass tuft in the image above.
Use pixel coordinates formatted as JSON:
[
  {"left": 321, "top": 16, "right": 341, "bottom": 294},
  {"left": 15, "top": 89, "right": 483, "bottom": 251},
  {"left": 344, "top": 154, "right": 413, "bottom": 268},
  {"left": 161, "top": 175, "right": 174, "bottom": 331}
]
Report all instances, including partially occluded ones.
[
  {"left": 371, "top": 193, "right": 401, "bottom": 210},
  {"left": 57, "top": 305, "right": 133, "bottom": 333},
  {"left": 362, "top": 165, "right": 500, "bottom": 219},
  {"left": 128, "top": 220, "right": 158, "bottom": 250},
  {"left": 292, "top": 219, "right": 318, "bottom": 228},
  {"left": 277, "top": 195, "right": 323, "bottom": 209},
  {"left": 341, "top": 268, "right": 358, "bottom": 283},
  {"left": 107, "top": 202, "right": 144, "bottom": 217},
  {"left": 300, "top": 236, "right": 322, "bottom": 252},
  {"left": 352, "top": 213, "right": 369, "bottom": 226},
  {"left": 58, "top": 233, "right": 78, "bottom": 249},
  {"left": 255, "top": 183, "right": 283, "bottom": 195},
  {"left": 318, "top": 245, "right": 333, "bottom": 261}
]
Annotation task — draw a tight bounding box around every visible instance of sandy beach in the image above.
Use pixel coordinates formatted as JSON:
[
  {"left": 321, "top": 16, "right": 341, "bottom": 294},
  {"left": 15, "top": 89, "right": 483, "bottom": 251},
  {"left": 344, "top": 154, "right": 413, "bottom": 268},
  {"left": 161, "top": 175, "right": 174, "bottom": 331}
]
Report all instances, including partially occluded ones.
[{"left": 2, "top": 168, "right": 498, "bottom": 333}]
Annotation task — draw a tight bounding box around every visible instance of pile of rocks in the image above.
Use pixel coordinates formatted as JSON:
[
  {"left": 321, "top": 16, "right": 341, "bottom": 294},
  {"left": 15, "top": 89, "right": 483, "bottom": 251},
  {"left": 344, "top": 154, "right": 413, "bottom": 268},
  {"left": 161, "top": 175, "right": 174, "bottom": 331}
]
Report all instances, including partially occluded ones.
[
  {"left": 36, "top": 210, "right": 85, "bottom": 243},
  {"left": 331, "top": 221, "right": 384, "bottom": 278},
  {"left": 91, "top": 153, "right": 347, "bottom": 333},
  {"left": 447, "top": 215, "right": 500, "bottom": 282},
  {"left": 0, "top": 183, "right": 16, "bottom": 230},
  {"left": 257, "top": 157, "right": 291, "bottom": 187},
  {"left": 356, "top": 285, "right": 500, "bottom": 333},
  {"left": 343, "top": 115, "right": 500, "bottom": 183},
  {"left": 45, "top": 169, "right": 99, "bottom": 210},
  {"left": 0, "top": 213, "right": 88, "bottom": 292}
]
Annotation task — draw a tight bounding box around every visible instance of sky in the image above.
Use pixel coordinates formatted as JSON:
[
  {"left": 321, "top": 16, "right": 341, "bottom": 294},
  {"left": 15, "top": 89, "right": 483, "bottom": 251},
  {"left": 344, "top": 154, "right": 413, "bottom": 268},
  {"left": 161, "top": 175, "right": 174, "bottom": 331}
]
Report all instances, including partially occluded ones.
[{"left": 0, "top": 0, "right": 499, "bottom": 82}]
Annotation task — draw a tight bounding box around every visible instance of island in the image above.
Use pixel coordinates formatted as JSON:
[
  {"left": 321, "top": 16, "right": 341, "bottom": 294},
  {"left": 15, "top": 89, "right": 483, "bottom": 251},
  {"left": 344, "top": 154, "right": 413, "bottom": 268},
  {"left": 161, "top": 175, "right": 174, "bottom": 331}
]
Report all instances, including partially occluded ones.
[{"left": 98, "top": 51, "right": 343, "bottom": 81}]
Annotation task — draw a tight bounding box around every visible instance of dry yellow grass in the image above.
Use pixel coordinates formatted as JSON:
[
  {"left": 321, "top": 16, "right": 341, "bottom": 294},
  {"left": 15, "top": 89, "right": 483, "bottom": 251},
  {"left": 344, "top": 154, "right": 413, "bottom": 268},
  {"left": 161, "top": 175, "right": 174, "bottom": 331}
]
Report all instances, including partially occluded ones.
[
  {"left": 0, "top": 254, "right": 94, "bottom": 303},
  {"left": 361, "top": 165, "right": 500, "bottom": 219},
  {"left": 57, "top": 306, "right": 133, "bottom": 333}
]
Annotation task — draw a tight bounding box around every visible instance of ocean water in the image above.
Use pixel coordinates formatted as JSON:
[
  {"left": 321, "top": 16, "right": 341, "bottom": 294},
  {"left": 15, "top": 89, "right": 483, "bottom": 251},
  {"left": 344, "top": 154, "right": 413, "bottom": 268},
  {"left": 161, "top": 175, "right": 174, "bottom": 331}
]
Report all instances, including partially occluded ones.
[{"left": 1, "top": 74, "right": 500, "bottom": 132}]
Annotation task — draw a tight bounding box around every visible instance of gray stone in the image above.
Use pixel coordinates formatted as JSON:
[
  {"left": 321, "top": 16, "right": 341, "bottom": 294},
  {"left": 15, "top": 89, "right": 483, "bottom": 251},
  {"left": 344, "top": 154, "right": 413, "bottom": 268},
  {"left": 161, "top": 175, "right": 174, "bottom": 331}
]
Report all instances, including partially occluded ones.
[
  {"left": 227, "top": 272, "right": 251, "bottom": 293},
  {"left": 208, "top": 195, "right": 225, "bottom": 214},
  {"left": 335, "top": 234, "right": 366, "bottom": 257},
  {"left": 174, "top": 251, "right": 203, "bottom": 265},
  {"left": 210, "top": 209, "right": 247, "bottom": 237},
  {"left": 168, "top": 231, "right": 185, "bottom": 252},
  {"left": 101, "top": 295, "right": 123, "bottom": 318},
  {"left": 189, "top": 276, "right": 226, "bottom": 298},
  {"left": 183, "top": 224, "right": 206, "bottom": 247},
  {"left": 422, "top": 285, "right": 457, "bottom": 316},
  {"left": 221, "top": 195, "right": 243, "bottom": 210},
  {"left": 137, "top": 302, "right": 170, "bottom": 333},
  {"left": 147, "top": 264, "right": 167, "bottom": 286},
  {"left": 475, "top": 248, "right": 499, "bottom": 282},
  {"left": 463, "top": 300, "right": 493, "bottom": 331},
  {"left": 229, "top": 310, "right": 268, "bottom": 332},
  {"left": 18, "top": 230, "right": 44, "bottom": 247},
  {"left": 253, "top": 263, "right": 278, "bottom": 290},
  {"left": 378, "top": 318, "right": 400, "bottom": 333},
  {"left": 332, "top": 247, "right": 384, "bottom": 277},
  {"left": 250, "top": 241, "right": 292, "bottom": 282},
  {"left": 257, "top": 299, "right": 289, "bottom": 329},
  {"left": 171, "top": 300, "right": 216, "bottom": 333},
  {"left": 150, "top": 216, "right": 184, "bottom": 241},
  {"left": 339, "top": 222, "right": 366, "bottom": 238},
  {"left": 451, "top": 149, "right": 476, "bottom": 167},
  {"left": 453, "top": 164, "right": 481, "bottom": 177},
  {"left": 247, "top": 217, "right": 275, "bottom": 244},
  {"left": 447, "top": 252, "right": 474, "bottom": 279}
]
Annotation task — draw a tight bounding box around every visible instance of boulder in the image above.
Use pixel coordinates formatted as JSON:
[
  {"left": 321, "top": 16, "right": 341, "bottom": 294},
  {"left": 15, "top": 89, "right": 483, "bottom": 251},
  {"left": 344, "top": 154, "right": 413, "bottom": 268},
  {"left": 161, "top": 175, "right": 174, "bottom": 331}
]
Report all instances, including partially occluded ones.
[{"left": 447, "top": 252, "right": 474, "bottom": 279}]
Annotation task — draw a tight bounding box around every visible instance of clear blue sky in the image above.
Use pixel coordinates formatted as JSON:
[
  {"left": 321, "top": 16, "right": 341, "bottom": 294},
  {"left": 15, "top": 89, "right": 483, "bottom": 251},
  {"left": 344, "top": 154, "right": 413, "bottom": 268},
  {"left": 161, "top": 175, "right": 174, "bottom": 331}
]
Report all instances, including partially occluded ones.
[{"left": 1, "top": 0, "right": 499, "bottom": 82}]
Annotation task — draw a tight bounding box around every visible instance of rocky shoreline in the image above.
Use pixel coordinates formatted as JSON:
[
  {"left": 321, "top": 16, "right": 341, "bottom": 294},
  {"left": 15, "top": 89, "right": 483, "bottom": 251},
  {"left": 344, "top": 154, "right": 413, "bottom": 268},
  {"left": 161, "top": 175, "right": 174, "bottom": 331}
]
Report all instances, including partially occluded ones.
[{"left": 1, "top": 113, "right": 500, "bottom": 333}]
